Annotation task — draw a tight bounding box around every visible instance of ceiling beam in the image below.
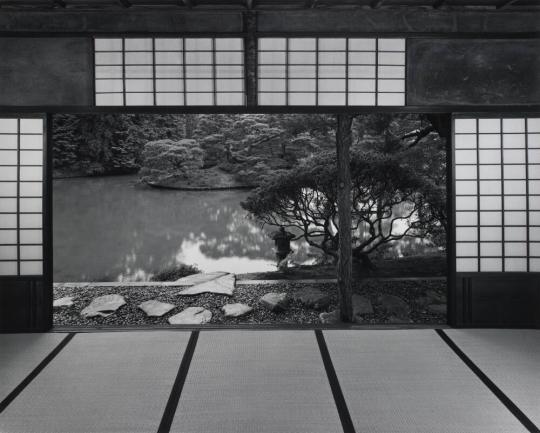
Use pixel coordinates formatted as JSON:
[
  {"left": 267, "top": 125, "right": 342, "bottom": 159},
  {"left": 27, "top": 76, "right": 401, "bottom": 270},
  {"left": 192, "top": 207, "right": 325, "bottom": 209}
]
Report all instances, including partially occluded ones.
[
  {"left": 433, "top": 0, "right": 445, "bottom": 8},
  {"left": 304, "top": 0, "right": 318, "bottom": 8},
  {"left": 245, "top": 0, "right": 254, "bottom": 9},
  {"left": 52, "top": 0, "right": 66, "bottom": 7},
  {"left": 370, "top": 0, "right": 385, "bottom": 9},
  {"left": 496, "top": 0, "right": 519, "bottom": 9},
  {"left": 118, "top": 0, "right": 131, "bottom": 7},
  {"left": 182, "top": 0, "right": 194, "bottom": 8}
]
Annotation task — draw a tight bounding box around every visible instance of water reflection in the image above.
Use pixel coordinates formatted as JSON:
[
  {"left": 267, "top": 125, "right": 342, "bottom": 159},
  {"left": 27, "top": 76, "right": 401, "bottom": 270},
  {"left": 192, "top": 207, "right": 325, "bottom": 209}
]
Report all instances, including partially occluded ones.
[
  {"left": 53, "top": 175, "right": 315, "bottom": 281},
  {"left": 53, "top": 175, "right": 436, "bottom": 282}
]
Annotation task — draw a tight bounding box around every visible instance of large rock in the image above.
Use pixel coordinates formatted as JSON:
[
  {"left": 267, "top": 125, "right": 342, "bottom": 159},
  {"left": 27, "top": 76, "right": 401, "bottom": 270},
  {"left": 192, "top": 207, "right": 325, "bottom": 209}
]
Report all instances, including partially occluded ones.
[
  {"left": 222, "top": 303, "right": 253, "bottom": 318},
  {"left": 174, "top": 271, "right": 228, "bottom": 286},
  {"left": 138, "top": 300, "right": 175, "bottom": 317},
  {"left": 426, "top": 289, "right": 446, "bottom": 304},
  {"left": 352, "top": 295, "right": 373, "bottom": 317},
  {"left": 319, "top": 309, "right": 341, "bottom": 325},
  {"left": 427, "top": 304, "right": 447, "bottom": 315},
  {"left": 378, "top": 294, "right": 411, "bottom": 320},
  {"left": 260, "top": 293, "right": 289, "bottom": 312},
  {"left": 178, "top": 274, "right": 235, "bottom": 297},
  {"left": 53, "top": 296, "right": 74, "bottom": 309},
  {"left": 168, "top": 307, "right": 212, "bottom": 325},
  {"left": 292, "top": 288, "right": 331, "bottom": 310},
  {"left": 81, "top": 294, "right": 126, "bottom": 318}
]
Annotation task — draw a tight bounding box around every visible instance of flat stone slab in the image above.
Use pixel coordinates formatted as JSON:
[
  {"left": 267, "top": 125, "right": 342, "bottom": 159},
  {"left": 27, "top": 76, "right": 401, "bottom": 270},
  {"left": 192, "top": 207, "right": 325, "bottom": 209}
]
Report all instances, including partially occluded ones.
[
  {"left": 174, "top": 272, "right": 228, "bottom": 286},
  {"left": 222, "top": 303, "right": 253, "bottom": 318},
  {"left": 138, "top": 300, "right": 176, "bottom": 317},
  {"left": 292, "top": 288, "right": 331, "bottom": 310},
  {"left": 168, "top": 307, "right": 212, "bottom": 325},
  {"left": 378, "top": 294, "right": 411, "bottom": 320},
  {"left": 81, "top": 294, "right": 126, "bottom": 318},
  {"left": 178, "top": 274, "right": 235, "bottom": 297},
  {"left": 260, "top": 292, "right": 289, "bottom": 312},
  {"left": 352, "top": 295, "right": 373, "bottom": 317},
  {"left": 53, "top": 296, "right": 75, "bottom": 309}
]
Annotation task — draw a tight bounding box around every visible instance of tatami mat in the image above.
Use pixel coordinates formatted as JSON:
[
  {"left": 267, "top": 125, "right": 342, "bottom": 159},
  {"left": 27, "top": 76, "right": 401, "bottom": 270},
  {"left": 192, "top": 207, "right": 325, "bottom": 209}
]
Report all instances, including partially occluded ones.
[
  {"left": 446, "top": 329, "right": 540, "bottom": 428},
  {"left": 324, "top": 329, "right": 529, "bottom": 433},
  {"left": 0, "top": 331, "right": 190, "bottom": 433},
  {"left": 170, "top": 330, "right": 342, "bottom": 433},
  {"left": 0, "top": 333, "right": 66, "bottom": 404}
]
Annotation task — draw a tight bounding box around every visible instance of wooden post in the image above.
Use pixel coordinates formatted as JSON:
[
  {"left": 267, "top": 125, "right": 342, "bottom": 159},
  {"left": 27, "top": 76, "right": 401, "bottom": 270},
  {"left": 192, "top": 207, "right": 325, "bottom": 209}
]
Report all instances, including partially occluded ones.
[
  {"left": 336, "top": 114, "right": 354, "bottom": 322},
  {"left": 243, "top": 11, "right": 258, "bottom": 108}
]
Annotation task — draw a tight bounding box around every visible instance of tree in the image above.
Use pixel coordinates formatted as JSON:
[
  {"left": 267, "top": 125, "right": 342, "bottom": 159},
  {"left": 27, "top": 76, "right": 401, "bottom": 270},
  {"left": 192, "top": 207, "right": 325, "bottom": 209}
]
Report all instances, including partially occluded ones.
[
  {"left": 241, "top": 149, "right": 439, "bottom": 266},
  {"left": 139, "top": 139, "right": 204, "bottom": 184}
]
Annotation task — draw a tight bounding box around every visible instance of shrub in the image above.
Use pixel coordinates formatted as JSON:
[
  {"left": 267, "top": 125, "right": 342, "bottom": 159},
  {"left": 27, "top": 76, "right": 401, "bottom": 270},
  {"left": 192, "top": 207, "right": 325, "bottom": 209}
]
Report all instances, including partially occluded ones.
[{"left": 150, "top": 263, "right": 201, "bottom": 282}]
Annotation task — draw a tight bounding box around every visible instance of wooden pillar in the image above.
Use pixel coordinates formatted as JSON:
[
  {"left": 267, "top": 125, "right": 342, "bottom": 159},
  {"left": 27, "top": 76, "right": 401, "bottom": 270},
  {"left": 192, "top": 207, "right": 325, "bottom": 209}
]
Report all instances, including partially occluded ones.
[
  {"left": 336, "top": 114, "right": 354, "bottom": 322},
  {"left": 243, "top": 11, "right": 258, "bottom": 108}
]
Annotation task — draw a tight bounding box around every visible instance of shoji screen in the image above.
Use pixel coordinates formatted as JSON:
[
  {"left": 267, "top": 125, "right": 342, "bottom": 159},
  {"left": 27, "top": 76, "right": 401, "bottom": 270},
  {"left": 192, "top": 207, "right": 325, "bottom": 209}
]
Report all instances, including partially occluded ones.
[
  {"left": 95, "top": 37, "right": 245, "bottom": 106},
  {"left": 454, "top": 116, "right": 540, "bottom": 272},
  {"left": 0, "top": 117, "right": 44, "bottom": 276},
  {"left": 257, "top": 37, "right": 406, "bottom": 106}
]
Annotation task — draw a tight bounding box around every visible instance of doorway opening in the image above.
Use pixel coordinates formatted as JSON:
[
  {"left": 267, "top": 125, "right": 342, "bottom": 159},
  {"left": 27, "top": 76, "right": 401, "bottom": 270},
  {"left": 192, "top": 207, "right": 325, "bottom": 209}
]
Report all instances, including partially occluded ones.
[{"left": 51, "top": 113, "right": 448, "bottom": 327}]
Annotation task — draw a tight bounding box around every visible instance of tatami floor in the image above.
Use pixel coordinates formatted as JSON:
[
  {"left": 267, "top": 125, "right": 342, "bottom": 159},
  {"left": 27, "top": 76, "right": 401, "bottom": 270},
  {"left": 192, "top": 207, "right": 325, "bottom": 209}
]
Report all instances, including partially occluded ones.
[{"left": 0, "top": 329, "right": 539, "bottom": 433}]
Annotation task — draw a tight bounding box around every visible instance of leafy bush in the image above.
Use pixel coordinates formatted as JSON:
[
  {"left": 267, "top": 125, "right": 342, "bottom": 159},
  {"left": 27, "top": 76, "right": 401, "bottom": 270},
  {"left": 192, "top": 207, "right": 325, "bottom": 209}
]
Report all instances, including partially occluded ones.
[
  {"left": 139, "top": 139, "right": 204, "bottom": 184},
  {"left": 150, "top": 263, "right": 200, "bottom": 282}
]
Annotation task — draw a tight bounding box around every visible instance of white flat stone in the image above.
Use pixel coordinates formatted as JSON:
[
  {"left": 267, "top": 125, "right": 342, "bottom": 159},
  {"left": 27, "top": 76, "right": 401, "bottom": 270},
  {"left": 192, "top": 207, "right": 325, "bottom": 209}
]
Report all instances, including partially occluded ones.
[
  {"left": 80, "top": 294, "right": 126, "bottom": 318},
  {"left": 222, "top": 303, "right": 253, "bottom": 318},
  {"left": 138, "top": 300, "right": 176, "bottom": 317},
  {"left": 53, "top": 296, "right": 75, "bottom": 308},
  {"left": 178, "top": 274, "right": 235, "bottom": 297},
  {"left": 168, "top": 307, "right": 212, "bottom": 325},
  {"left": 174, "top": 272, "right": 228, "bottom": 285},
  {"left": 260, "top": 292, "right": 289, "bottom": 312}
]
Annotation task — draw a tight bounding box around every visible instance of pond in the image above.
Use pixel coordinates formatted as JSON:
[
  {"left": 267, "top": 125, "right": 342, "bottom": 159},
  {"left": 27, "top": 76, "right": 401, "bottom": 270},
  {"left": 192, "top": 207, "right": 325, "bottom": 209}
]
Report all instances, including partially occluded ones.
[
  {"left": 53, "top": 175, "right": 317, "bottom": 282},
  {"left": 53, "top": 175, "right": 438, "bottom": 282}
]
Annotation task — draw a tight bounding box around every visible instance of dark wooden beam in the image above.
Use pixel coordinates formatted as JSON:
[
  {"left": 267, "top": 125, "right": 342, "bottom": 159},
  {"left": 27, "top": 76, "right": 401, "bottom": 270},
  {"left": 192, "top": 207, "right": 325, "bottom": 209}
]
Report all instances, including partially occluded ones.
[
  {"left": 497, "top": 0, "right": 519, "bottom": 9},
  {"left": 370, "top": 0, "right": 385, "bottom": 9},
  {"left": 245, "top": 0, "right": 254, "bottom": 9},
  {"left": 52, "top": 0, "right": 66, "bottom": 8},
  {"left": 433, "top": 0, "right": 445, "bottom": 9},
  {"left": 182, "top": 0, "right": 194, "bottom": 8},
  {"left": 336, "top": 114, "right": 354, "bottom": 323},
  {"left": 118, "top": 0, "right": 131, "bottom": 7},
  {"left": 304, "top": 0, "right": 317, "bottom": 7}
]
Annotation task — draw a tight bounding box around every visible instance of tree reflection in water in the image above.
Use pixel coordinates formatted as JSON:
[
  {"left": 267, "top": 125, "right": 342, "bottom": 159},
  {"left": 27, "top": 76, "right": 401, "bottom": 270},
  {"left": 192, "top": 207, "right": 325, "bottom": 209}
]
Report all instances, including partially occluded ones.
[
  {"left": 53, "top": 175, "right": 434, "bottom": 282},
  {"left": 53, "top": 175, "right": 316, "bottom": 281}
]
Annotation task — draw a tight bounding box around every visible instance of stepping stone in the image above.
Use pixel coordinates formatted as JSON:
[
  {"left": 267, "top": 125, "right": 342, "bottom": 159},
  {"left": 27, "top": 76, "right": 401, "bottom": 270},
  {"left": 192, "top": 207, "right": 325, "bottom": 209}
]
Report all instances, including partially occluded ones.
[
  {"left": 174, "top": 271, "right": 228, "bottom": 285},
  {"left": 292, "top": 288, "right": 331, "bottom": 310},
  {"left": 352, "top": 294, "right": 373, "bottom": 317},
  {"left": 427, "top": 304, "right": 447, "bottom": 315},
  {"left": 320, "top": 309, "right": 341, "bottom": 324},
  {"left": 178, "top": 274, "right": 235, "bottom": 297},
  {"left": 80, "top": 294, "right": 126, "bottom": 318},
  {"left": 378, "top": 294, "right": 411, "bottom": 320},
  {"left": 222, "top": 303, "right": 253, "bottom": 318},
  {"left": 260, "top": 292, "right": 289, "bottom": 312},
  {"left": 138, "top": 300, "right": 175, "bottom": 317},
  {"left": 53, "top": 296, "right": 74, "bottom": 309},
  {"left": 168, "top": 307, "right": 212, "bottom": 325}
]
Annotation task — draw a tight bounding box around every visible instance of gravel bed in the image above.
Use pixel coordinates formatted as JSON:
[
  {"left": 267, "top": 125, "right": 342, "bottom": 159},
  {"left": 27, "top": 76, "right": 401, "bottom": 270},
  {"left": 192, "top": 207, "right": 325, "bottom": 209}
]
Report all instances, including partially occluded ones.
[{"left": 53, "top": 279, "right": 446, "bottom": 327}]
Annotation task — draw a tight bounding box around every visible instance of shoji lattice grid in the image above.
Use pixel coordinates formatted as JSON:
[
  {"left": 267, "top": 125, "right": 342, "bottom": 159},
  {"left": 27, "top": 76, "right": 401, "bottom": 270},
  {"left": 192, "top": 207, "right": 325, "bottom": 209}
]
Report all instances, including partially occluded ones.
[
  {"left": 0, "top": 118, "right": 44, "bottom": 276},
  {"left": 258, "top": 37, "right": 406, "bottom": 106},
  {"left": 95, "top": 38, "right": 245, "bottom": 106},
  {"left": 454, "top": 117, "right": 540, "bottom": 272}
]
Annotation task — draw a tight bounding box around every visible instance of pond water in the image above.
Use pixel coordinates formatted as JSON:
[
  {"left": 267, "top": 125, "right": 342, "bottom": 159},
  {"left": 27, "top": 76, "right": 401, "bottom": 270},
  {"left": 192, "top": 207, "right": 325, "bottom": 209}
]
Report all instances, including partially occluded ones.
[
  {"left": 53, "top": 175, "right": 437, "bottom": 282},
  {"left": 53, "top": 175, "right": 316, "bottom": 282}
]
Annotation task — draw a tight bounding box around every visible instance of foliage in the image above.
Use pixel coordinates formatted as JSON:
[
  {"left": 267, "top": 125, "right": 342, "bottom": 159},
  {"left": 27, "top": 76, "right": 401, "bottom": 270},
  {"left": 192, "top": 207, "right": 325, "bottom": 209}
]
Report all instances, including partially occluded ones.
[
  {"left": 139, "top": 139, "right": 204, "bottom": 184},
  {"left": 150, "top": 263, "right": 200, "bottom": 282},
  {"left": 242, "top": 149, "right": 442, "bottom": 263}
]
